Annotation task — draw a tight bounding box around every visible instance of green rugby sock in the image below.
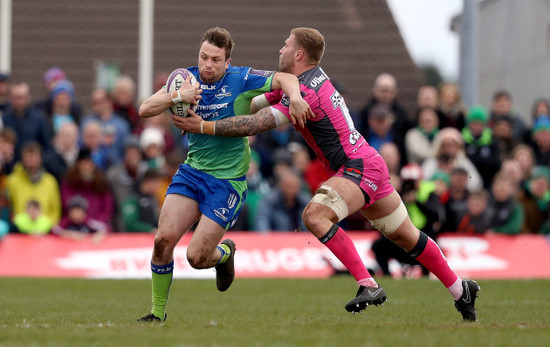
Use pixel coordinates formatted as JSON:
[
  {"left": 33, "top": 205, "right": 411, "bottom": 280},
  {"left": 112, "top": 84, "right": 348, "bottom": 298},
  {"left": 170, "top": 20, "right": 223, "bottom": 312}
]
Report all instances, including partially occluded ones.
[
  {"left": 150, "top": 261, "right": 174, "bottom": 319},
  {"left": 217, "top": 244, "right": 231, "bottom": 265}
]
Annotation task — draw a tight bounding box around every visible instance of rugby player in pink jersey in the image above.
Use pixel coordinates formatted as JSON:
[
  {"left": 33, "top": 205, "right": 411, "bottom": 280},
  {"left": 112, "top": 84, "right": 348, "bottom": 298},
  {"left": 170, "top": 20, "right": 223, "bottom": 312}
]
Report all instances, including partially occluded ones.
[{"left": 174, "top": 27, "right": 480, "bottom": 321}]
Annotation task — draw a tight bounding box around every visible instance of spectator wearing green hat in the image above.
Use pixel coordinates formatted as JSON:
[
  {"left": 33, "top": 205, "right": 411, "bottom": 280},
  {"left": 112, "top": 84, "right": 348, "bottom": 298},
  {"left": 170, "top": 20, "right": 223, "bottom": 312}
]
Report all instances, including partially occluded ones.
[
  {"left": 518, "top": 166, "right": 550, "bottom": 234},
  {"left": 530, "top": 116, "right": 550, "bottom": 167},
  {"left": 431, "top": 170, "right": 451, "bottom": 195},
  {"left": 462, "top": 106, "right": 501, "bottom": 188}
]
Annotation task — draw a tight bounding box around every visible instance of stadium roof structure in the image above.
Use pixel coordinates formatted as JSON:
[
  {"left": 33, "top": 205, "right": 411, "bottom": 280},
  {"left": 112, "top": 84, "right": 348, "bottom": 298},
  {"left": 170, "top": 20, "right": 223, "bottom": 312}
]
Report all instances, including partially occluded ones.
[{"left": 10, "top": 0, "right": 424, "bottom": 115}]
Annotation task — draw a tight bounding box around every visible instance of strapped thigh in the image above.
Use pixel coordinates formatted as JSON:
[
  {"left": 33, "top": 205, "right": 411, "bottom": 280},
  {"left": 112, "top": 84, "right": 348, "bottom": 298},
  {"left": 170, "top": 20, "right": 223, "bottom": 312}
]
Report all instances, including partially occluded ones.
[
  {"left": 310, "top": 184, "right": 349, "bottom": 222},
  {"left": 368, "top": 200, "right": 407, "bottom": 236}
]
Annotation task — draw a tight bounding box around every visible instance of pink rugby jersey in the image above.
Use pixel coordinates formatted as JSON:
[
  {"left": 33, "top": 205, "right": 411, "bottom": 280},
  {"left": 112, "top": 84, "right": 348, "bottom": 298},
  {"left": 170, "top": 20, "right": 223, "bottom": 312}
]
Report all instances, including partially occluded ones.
[{"left": 267, "top": 66, "right": 378, "bottom": 175}]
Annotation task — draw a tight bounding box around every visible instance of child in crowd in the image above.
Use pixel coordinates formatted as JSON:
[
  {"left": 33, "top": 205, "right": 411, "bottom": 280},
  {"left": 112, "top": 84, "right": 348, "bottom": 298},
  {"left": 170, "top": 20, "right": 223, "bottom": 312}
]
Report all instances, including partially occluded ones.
[
  {"left": 140, "top": 127, "right": 165, "bottom": 170},
  {"left": 499, "top": 158, "right": 524, "bottom": 189},
  {"left": 441, "top": 167, "right": 470, "bottom": 232},
  {"left": 518, "top": 166, "right": 550, "bottom": 234},
  {"left": 531, "top": 115, "right": 550, "bottom": 166},
  {"left": 13, "top": 200, "right": 52, "bottom": 235},
  {"left": 487, "top": 173, "right": 524, "bottom": 235},
  {"left": 52, "top": 196, "right": 108, "bottom": 243},
  {"left": 456, "top": 189, "right": 492, "bottom": 234},
  {"left": 121, "top": 169, "right": 162, "bottom": 233},
  {"left": 431, "top": 170, "right": 450, "bottom": 197}
]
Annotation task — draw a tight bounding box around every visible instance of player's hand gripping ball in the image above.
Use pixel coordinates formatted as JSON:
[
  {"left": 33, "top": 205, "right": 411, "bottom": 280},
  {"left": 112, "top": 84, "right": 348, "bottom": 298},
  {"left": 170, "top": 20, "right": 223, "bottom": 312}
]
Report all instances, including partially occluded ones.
[{"left": 166, "top": 68, "right": 198, "bottom": 117}]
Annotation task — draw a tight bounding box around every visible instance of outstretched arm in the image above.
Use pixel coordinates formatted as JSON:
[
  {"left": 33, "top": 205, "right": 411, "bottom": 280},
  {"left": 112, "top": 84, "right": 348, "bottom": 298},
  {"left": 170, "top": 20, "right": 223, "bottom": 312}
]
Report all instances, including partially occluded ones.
[
  {"left": 271, "top": 72, "right": 314, "bottom": 127},
  {"left": 172, "top": 107, "right": 288, "bottom": 137}
]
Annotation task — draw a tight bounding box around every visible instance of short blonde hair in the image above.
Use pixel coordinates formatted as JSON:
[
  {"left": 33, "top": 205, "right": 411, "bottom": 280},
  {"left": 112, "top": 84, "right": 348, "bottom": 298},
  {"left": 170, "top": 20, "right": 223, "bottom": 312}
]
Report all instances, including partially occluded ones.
[{"left": 291, "top": 27, "right": 325, "bottom": 64}]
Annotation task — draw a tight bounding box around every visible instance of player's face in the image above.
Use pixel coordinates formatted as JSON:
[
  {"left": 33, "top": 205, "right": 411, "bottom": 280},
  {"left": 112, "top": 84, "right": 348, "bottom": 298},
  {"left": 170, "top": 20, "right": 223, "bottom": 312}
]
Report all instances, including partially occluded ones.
[
  {"left": 278, "top": 35, "right": 297, "bottom": 73},
  {"left": 198, "top": 41, "right": 229, "bottom": 84}
]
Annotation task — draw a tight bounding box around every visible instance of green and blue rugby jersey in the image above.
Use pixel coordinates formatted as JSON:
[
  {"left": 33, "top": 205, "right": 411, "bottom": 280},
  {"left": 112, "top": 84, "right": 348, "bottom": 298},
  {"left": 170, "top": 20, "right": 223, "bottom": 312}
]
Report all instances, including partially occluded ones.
[{"left": 185, "top": 66, "right": 274, "bottom": 179}]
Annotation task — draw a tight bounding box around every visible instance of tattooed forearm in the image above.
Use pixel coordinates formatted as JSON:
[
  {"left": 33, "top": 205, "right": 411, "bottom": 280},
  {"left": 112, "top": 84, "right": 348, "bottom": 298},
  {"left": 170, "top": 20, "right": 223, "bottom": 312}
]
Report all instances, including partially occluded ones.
[{"left": 215, "top": 108, "right": 278, "bottom": 137}]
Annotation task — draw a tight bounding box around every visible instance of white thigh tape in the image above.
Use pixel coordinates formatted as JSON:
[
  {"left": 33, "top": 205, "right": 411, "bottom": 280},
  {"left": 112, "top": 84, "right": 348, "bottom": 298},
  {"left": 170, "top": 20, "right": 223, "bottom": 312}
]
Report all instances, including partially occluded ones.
[
  {"left": 270, "top": 107, "right": 290, "bottom": 126},
  {"left": 310, "top": 185, "right": 349, "bottom": 222},
  {"left": 253, "top": 94, "right": 270, "bottom": 109},
  {"left": 368, "top": 200, "right": 407, "bottom": 236}
]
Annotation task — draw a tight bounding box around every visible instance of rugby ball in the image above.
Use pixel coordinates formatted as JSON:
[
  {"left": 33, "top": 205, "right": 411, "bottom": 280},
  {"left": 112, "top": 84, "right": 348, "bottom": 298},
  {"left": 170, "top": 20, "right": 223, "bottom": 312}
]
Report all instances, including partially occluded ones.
[{"left": 166, "top": 68, "right": 198, "bottom": 117}]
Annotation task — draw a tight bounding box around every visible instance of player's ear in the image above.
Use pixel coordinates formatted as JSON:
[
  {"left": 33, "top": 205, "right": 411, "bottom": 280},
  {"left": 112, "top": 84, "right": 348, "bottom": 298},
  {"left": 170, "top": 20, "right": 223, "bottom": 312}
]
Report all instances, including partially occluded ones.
[
  {"left": 225, "top": 58, "right": 231, "bottom": 69},
  {"left": 295, "top": 50, "right": 304, "bottom": 61}
]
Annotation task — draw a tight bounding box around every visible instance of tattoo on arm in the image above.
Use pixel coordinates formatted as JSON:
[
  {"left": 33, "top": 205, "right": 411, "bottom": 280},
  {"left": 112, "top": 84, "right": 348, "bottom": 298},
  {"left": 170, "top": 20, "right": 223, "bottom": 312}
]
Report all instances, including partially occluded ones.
[{"left": 215, "top": 108, "right": 278, "bottom": 137}]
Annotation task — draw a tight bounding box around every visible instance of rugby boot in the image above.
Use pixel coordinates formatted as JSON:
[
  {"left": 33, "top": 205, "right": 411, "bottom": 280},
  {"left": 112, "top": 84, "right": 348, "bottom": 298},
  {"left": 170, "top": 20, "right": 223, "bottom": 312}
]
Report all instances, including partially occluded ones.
[
  {"left": 215, "top": 239, "right": 236, "bottom": 292},
  {"left": 455, "top": 279, "right": 480, "bottom": 322},
  {"left": 137, "top": 313, "right": 167, "bottom": 322},
  {"left": 345, "top": 285, "right": 388, "bottom": 313}
]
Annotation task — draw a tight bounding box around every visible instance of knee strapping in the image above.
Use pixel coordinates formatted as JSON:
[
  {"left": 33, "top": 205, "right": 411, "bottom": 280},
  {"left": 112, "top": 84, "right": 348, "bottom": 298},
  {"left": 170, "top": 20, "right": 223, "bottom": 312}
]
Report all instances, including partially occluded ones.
[
  {"left": 310, "top": 185, "right": 349, "bottom": 222},
  {"left": 368, "top": 200, "right": 407, "bottom": 236}
]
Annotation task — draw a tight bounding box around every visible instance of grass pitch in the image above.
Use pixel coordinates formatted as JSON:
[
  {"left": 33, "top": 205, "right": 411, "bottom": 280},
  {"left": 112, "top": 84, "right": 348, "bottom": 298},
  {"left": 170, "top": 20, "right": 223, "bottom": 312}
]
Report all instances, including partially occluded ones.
[{"left": 1, "top": 277, "right": 549, "bottom": 346}]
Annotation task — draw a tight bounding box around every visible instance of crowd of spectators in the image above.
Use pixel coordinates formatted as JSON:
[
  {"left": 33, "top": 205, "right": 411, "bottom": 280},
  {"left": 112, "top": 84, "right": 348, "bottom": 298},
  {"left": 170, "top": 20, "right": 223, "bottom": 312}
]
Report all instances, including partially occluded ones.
[
  {"left": 360, "top": 73, "right": 549, "bottom": 237},
  {"left": 0, "top": 68, "right": 548, "bottom": 243}
]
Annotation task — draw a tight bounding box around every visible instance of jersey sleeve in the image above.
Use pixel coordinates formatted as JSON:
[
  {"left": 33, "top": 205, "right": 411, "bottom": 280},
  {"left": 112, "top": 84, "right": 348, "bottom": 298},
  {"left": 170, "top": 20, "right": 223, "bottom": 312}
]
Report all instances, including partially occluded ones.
[
  {"left": 233, "top": 68, "right": 276, "bottom": 116},
  {"left": 271, "top": 102, "right": 291, "bottom": 122},
  {"left": 242, "top": 68, "right": 275, "bottom": 91},
  {"left": 264, "top": 90, "right": 284, "bottom": 105},
  {"left": 271, "top": 85, "right": 318, "bottom": 122}
]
